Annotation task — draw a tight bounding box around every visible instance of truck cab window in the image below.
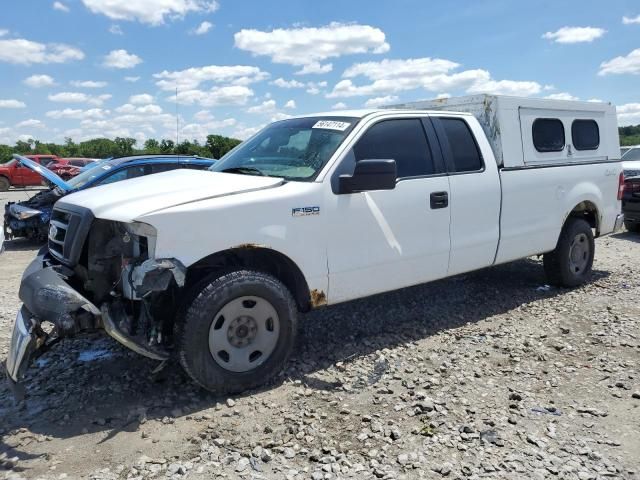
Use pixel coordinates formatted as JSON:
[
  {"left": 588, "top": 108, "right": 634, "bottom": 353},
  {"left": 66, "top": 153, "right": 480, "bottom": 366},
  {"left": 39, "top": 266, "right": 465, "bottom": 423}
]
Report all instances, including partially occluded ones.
[
  {"left": 533, "top": 118, "right": 565, "bottom": 152},
  {"left": 353, "top": 119, "right": 434, "bottom": 178},
  {"left": 438, "top": 118, "right": 483, "bottom": 172}
]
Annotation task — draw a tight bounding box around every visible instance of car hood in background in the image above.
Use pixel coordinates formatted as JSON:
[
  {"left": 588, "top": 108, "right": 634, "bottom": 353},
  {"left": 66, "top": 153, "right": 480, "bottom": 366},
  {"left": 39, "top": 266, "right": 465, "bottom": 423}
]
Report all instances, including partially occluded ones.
[
  {"left": 56, "top": 169, "right": 285, "bottom": 223},
  {"left": 14, "top": 155, "right": 71, "bottom": 192}
]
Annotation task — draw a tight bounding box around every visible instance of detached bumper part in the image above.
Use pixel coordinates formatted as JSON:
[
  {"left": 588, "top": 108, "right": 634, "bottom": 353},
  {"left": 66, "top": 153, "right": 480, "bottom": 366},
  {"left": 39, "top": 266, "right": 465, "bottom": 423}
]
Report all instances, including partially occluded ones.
[
  {"left": 5, "top": 306, "right": 44, "bottom": 383},
  {"left": 614, "top": 213, "right": 624, "bottom": 233}
]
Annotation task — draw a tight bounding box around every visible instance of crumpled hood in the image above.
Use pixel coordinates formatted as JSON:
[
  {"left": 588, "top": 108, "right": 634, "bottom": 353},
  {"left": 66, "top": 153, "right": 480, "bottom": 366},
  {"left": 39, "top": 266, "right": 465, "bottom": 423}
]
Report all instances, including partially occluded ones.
[{"left": 56, "top": 169, "right": 284, "bottom": 223}]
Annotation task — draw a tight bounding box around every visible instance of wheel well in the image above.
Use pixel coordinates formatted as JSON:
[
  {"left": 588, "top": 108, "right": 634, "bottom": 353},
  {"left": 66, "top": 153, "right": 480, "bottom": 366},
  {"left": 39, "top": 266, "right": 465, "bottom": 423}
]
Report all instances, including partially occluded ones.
[
  {"left": 568, "top": 201, "right": 599, "bottom": 236},
  {"left": 186, "top": 246, "right": 312, "bottom": 312}
]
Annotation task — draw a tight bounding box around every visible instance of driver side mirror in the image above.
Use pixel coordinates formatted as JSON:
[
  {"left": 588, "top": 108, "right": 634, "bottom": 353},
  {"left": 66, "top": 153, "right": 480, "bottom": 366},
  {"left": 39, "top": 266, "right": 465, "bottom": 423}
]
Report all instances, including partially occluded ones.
[{"left": 338, "top": 159, "right": 397, "bottom": 194}]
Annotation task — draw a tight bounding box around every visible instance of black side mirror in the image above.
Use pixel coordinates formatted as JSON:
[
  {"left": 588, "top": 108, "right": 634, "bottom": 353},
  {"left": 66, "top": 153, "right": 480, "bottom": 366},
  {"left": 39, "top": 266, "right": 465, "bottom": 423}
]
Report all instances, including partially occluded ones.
[{"left": 338, "top": 159, "right": 397, "bottom": 194}]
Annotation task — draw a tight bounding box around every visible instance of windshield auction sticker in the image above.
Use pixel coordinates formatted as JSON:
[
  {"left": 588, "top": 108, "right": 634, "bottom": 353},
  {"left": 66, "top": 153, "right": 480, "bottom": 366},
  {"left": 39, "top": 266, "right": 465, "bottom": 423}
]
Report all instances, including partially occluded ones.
[{"left": 312, "top": 120, "right": 351, "bottom": 131}]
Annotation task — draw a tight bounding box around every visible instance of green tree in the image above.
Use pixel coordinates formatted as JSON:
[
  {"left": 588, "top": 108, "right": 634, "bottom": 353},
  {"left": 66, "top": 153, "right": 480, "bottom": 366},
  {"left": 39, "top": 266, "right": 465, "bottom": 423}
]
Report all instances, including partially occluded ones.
[
  {"left": 205, "top": 134, "right": 241, "bottom": 159},
  {"left": 143, "top": 138, "right": 161, "bottom": 154},
  {"left": 160, "top": 139, "right": 175, "bottom": 154},
  {"left": 114, "top": 137, "right": 136, "bottom": 156}
]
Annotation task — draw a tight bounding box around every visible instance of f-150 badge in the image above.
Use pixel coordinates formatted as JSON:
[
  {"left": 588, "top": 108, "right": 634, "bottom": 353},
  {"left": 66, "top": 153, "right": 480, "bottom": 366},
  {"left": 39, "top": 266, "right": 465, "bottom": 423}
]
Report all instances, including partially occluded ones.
[{"left": 292, "top": 206, "right": 320, "bottom": 217}]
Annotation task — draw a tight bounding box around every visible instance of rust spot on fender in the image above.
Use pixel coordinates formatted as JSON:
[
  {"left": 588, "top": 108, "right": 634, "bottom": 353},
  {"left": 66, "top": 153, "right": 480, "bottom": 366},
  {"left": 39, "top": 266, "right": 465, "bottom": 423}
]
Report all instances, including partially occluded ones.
[{"left": 310, "top": 289, "right": 327, "bottom": 308}]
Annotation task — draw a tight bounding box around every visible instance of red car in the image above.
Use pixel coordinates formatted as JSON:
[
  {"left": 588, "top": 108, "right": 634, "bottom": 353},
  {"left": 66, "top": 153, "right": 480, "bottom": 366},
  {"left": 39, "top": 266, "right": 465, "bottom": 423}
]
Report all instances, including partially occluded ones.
[
  {"left": 0, "top": 154, "right": 60, "bottom": 191},
  {"left": 47, "top": 158, "right": 98, "bottom": 180}
]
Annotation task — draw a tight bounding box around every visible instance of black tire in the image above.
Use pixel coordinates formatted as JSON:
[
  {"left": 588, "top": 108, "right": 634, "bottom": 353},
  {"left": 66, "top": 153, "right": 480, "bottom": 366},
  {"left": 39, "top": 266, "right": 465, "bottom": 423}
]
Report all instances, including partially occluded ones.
[
  {"left": 625, "top": 220, "right": 640, "bottom": 233},
  {"left": 543, "top": 218, "right": 594, "bottom": 287},
  {"left": 0, "top": 177, "right": 9, "bottom": 191},
  {"left": 177, "top": 270, "right": 297, "bottom": 394}
]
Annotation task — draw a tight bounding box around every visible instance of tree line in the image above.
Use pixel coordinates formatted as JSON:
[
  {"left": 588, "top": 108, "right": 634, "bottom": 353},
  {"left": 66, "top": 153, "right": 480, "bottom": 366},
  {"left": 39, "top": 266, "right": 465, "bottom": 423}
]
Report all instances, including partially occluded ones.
[
  {"left": 620, "top": 125, "right": 640, "bottom": 146},
  {"left": 0, "top": 134, "right": 242, "bottom": 163}
]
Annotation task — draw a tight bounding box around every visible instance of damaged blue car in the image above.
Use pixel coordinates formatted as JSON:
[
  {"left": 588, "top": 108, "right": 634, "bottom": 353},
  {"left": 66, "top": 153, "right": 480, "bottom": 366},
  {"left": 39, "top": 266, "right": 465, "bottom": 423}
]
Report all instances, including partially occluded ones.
[{"left": 4, "top": 154, "right": 216, "bottom": 242}]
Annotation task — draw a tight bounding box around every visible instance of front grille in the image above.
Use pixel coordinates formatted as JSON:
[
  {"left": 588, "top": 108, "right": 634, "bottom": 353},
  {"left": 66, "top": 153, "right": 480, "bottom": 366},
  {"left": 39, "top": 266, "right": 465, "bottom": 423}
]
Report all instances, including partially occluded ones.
[{"left": 47, "top": 204, "right": 94, "bottom": 266}]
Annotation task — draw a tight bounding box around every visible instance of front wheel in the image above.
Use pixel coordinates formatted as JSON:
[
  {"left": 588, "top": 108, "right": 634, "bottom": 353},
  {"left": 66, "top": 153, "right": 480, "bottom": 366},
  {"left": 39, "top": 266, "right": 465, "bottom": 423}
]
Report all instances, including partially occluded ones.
[
  {"left": 177, "top": 270, "right": 298, "bottom": 394},
  {"left": 0, "top": 177, "right": 9, "bottom": 191},
  {"left": 543, "top": 218, "right": 594, "bottom": 287}
]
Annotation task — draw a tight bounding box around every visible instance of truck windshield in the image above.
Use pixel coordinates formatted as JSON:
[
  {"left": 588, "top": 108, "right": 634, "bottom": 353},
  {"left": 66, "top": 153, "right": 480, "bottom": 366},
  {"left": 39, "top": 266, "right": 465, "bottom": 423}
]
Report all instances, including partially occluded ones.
[{"left": 210, "top": 116, "right": 358, "bottom": 180}]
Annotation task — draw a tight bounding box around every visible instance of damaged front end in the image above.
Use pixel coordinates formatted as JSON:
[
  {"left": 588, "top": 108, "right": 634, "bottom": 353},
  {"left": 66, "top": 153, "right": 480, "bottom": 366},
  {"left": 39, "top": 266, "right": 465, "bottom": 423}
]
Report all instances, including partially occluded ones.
[
  {"left": 4, "top": 188, "right": 61, "bottom": 241},
  {"left": 5, "top": 203, "right": 186, "bottom": 390}
]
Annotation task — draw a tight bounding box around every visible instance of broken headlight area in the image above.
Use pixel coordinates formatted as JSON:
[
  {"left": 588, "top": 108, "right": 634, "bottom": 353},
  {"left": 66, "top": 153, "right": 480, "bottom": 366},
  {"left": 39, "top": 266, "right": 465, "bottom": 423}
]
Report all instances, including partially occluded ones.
[
  {"left": 9, "top": 203, "right": 42, "bottom": 220},
  {"left": 8, "top": 217, "right": 186, "bottom": 386}
]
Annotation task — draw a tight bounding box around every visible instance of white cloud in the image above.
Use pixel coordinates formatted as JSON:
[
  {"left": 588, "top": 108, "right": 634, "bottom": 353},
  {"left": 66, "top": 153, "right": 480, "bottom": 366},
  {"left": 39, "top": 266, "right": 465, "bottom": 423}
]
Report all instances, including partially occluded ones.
[
  {"left": 71, "top": 80, "right": 107, "bottom": 88},
  {"left": 179, "top": 118, "right": 237, "bottom": 142},
  {"left": 0, "top": 38, "right": 84, "bottom": 65},
  {"left": 46, "top": 108, "right": 109, "bottom": 119},
  {"left": 599, "top": 48, "right": 640, "bottom": 75},
  {"left": 234, "top": 23, "right": 389, "bottom": 72},
  {"left": 622, "top": 15, "right": 640, "bottom": 25},
  {"left": 0, "top": 99, "right": 26, "bottom": 108},
  {"left": 542, "top": 26, "right": 606, "bottom": 44},
  {"left": 103, "top": 49, "right": 142, "bottom": 69},
  {"left": 233, "top": 124, "right": 263, "bottom": 140},
  {"left": 194, "top": 110, "right": 213, "bottom": 122},
  {"left": 331, "top": 102, "right": 347, "bottom": 110},
  {"left": 192, "top": 21, "right": 213, "bottom": 35},
  {"left": 295, "top": 63, "right": 333, "bottom": 75},
  {"left": 545, "top": 92, "right": 579, "bottom": 101},
  {"left": 109, "top": 24, "right": 124, "bottom": 35},
  {"left": 271, "top": 113, "right": 293, "bottom": 122},
  {"left": 124, "top": 76, "right": 140, "bottom": 82},
  {"left": 364, "top": 95, "right": 399, "bottom": 107},
  {"left": 467, "top": 78, "right": 542, "bottom": 96},
  {"left": 24, "top": 74, "right": 55, "bottom": 88},
  {"left": 81, "top": 0, "right": 219, "bottom": 25},
  {"left": 247, "top": 99, "right": 277, "bottom": 114},
  {"left": 0, "top": 29, "right": 8, "bottom": 37},
  {"left": 129, "top": 93, "right": 154, "bottom": 104},
  {"left": 284, "top": 100, "right": 296, "bottom": 109},
  {"left": 617, "top": 103, "right": 640, "bottom": 126},
  {"left": 587, "top": 98, "right": 604, "bottom": 103},
  {"left": 172, "top": 85, "right": 254, "bottom": 107},
  {"left": 154, "top": 64, "right": 268, "bottom": 90},
  {"left": 271, "top": 78, "right": 305, "bottom": 89},
  {"left": 48, "top": 92, "right": 112, "bottom": 106},
  {"left": 116, "top": 103, "right": 163, "bottom": 114},
  {"left": 53, "top": 1, "right": 70, "bottom": 12},
  {"left": 17, "top": 119, "right": 45, "bottom": 129},
  {"left": 328, "top": 57, "right": 541, "bottom": 98}
]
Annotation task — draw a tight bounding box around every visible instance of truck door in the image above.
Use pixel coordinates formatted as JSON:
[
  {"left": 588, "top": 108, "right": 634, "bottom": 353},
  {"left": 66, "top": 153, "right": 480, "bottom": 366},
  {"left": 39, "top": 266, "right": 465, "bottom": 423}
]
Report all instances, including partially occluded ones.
[
  {"left": 326, "top": 117, "right": 451, "bottom": 304},
  {"left": 431, "top": 116, "right": 501, "bottom": 275}
]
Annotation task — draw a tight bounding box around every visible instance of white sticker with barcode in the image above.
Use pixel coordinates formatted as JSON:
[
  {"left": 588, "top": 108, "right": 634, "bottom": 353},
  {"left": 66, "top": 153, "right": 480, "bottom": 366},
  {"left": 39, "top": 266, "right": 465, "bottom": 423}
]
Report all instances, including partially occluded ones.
[{"left": 312, "top": 120, "right": 351, "bottom": 131}]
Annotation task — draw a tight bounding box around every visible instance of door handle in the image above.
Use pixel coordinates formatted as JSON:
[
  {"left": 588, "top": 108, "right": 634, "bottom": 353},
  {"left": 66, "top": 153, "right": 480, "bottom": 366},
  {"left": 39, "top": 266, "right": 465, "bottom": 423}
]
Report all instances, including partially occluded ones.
[{"left": 430, "top": 191, "right": 448, "bottom": 209}]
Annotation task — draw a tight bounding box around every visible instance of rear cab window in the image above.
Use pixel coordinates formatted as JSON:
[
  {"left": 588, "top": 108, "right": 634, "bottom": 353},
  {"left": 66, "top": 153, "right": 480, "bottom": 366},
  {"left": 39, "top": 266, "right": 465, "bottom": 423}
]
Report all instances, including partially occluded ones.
[
  {"left": 533, "top": 119, "right": 565, "bottom": 153},
  {"left": 572, "top": 120, "right": 600, "bottom": 151}
]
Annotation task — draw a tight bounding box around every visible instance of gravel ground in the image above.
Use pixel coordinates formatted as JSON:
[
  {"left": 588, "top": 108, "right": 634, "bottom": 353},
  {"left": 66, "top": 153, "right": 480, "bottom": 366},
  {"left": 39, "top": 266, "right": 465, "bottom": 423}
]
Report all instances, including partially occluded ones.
[{"left": 0, "top": 188, "right": 639, "bottom": 480}]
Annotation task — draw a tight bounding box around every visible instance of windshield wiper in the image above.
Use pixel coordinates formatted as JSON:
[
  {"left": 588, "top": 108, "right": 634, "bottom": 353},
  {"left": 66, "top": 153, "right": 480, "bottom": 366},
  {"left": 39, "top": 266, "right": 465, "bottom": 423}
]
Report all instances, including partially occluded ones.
[{"left": 220, "top": 167, "right": 266, "bottom": 176}]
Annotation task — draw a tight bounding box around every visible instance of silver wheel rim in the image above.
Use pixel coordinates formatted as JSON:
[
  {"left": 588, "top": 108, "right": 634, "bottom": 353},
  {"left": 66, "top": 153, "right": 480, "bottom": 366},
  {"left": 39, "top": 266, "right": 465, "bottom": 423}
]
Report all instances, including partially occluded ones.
[
  {"left": 208, "top": 296, "right": 280, "bottom": 373},
  {"left": 568, "top": 233, "right": 589, "bottom": 275}
]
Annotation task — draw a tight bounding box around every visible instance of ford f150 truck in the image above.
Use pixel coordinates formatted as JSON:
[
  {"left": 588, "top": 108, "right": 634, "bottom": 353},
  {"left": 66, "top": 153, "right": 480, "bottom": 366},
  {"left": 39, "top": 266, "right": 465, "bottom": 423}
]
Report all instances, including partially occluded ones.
[
  {"left": 6, "top": 95, "right": 624, "bottom": 395},
  {"left": 0, "top": 154, "right": 60, "bottom": 191}
]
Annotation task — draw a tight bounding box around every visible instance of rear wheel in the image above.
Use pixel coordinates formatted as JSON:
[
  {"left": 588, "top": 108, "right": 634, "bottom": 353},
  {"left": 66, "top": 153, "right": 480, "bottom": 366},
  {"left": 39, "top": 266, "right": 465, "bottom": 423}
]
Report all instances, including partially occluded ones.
[
  {"left": 625, "top": 220, "right": 640, "bottom": 233},
  {"left": 0, "top": 177, "right": 9, "bottom": 191},
  {"left": 177, "top": 270, "right": 297, "bottom": 394},
  {"left": 543, "top": 218, "right": 594, "bottom": 287}
]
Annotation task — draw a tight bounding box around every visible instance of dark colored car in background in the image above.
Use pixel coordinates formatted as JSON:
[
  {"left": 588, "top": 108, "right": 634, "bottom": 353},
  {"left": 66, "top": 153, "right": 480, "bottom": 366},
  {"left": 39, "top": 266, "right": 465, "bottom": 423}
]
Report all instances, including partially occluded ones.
[
  {"left": 622, "top": 160, "right": 640, "bottom": 232},
  {"left": 4, "top": 154, "right": 216, "bottom": 241}
]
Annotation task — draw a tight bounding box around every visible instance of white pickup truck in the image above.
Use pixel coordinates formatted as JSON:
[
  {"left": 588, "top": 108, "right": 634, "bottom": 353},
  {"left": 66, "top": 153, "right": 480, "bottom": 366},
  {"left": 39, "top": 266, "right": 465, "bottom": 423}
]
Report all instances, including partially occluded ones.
[{"left": 7, "top": 95, "right": 624, "bottom": 395}]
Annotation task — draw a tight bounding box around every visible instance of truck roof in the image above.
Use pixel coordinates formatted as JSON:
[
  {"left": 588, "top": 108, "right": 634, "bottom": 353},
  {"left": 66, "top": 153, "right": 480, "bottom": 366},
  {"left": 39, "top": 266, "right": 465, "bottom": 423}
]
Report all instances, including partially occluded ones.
[{"left": 294, "top": 108, "right": 473, "bottom": 119}]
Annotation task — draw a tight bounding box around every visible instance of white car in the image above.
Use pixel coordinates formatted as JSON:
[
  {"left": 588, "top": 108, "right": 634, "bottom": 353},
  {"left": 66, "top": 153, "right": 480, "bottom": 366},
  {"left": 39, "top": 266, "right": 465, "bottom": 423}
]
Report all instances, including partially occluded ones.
[
  {"left": 622, "top": 145, "right": 640, "bottom": 161},
  {"left": 7, "top": 95, "right": 624, "bottom": 394}
]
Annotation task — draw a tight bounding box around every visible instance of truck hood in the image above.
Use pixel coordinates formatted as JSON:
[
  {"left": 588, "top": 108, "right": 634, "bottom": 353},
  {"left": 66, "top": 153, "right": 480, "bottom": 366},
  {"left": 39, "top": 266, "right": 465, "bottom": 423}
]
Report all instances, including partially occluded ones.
[
  {"left": 14, "top": 155, "right": 71, "bottom": 192},
  {"left": 56, "top": 169, "right": 285, "bottom": 222}
]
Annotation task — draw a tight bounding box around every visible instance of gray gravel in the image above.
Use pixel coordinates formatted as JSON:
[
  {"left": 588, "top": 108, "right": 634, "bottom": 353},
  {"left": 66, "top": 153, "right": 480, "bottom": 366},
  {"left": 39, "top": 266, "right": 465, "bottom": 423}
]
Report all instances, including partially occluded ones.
[{"left": 0, "top": 189, "right": 638, "bottom": 479}]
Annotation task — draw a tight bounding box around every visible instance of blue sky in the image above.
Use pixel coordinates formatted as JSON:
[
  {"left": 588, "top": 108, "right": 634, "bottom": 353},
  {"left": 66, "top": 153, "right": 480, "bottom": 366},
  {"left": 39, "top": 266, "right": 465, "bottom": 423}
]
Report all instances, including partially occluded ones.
[{"left": 0, "top": 0, "right": 639, "bottom": 146}]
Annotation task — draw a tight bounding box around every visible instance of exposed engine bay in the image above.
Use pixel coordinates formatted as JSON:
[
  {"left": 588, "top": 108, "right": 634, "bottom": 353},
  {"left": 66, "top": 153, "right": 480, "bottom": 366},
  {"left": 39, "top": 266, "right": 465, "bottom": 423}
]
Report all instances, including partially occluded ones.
[{"left": 4, "top": 187, "right": 63, "bottom": 241}]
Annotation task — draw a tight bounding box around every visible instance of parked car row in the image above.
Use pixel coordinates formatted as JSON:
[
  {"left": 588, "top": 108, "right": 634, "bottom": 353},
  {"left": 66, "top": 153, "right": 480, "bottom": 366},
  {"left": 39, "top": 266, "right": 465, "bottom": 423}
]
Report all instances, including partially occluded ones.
[
  {"left": 0, "top": 155, "right": 98, "bottom": 191},
  {"left": 3, "top": 95, "right": 628, "bottom": 397}
]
